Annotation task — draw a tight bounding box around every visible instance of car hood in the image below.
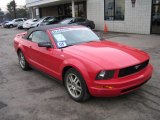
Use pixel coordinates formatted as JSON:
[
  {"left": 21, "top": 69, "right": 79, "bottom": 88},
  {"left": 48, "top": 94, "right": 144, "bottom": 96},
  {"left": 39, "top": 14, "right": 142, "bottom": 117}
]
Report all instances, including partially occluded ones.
[
  {"left": 6, "top": 21, "right": 13, "bottom": 24},
  {"left": 64, "top": 41, "right": 149, "bottom": 69}
]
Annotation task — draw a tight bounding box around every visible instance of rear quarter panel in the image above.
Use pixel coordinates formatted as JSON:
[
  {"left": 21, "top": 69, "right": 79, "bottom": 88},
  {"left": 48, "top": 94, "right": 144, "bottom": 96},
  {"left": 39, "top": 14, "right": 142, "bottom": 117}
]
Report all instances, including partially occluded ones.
[{"left": 14, "top": 32, "right": 30, "bottom": 60}]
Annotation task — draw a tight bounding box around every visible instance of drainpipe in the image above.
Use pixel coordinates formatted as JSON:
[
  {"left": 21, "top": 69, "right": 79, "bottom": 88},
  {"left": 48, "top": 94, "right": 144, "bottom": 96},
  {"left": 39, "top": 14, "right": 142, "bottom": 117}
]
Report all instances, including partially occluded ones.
[{"left": 72, "top": 0, "right": 75, "bottom": 17}]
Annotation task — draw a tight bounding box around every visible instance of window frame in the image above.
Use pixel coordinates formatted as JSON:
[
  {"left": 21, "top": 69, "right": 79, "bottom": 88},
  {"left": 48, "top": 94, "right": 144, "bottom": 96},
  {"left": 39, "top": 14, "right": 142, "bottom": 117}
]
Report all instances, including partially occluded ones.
[
  {"left": 17, "top": 19, "right": 23, "bottom": 22},
  {"left": 104, "top": 0, "right": 125, "bottom": 21},
  {"left": 27, "top": 30, "right": 52, "bottom": 45}
]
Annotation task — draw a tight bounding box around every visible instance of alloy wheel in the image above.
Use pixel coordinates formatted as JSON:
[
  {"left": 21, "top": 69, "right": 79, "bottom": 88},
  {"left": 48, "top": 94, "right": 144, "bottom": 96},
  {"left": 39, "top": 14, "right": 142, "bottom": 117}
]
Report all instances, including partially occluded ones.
[
  {"left": 19, "top": 52, "right": 25, "bottom": 69},
  {"left": 66, "top": 73, "right": 82, "bottom": 98}
]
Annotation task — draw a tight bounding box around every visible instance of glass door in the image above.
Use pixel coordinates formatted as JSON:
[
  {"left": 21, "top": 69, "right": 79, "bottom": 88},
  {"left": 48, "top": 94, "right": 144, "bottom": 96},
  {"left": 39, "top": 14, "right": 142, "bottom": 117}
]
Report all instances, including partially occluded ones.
[
  {"left": 75, "top": 2, "right": 87, "bottom": 18},
  {"left": 151, "top": 0, "right": 160, "bottom": 34}
]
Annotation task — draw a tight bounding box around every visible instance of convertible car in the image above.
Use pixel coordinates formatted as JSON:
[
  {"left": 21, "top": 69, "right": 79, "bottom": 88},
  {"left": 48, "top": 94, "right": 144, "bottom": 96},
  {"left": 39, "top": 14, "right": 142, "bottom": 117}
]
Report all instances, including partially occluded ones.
[{"left": 14, "top": 25, "right": 153, "bottom": 102}]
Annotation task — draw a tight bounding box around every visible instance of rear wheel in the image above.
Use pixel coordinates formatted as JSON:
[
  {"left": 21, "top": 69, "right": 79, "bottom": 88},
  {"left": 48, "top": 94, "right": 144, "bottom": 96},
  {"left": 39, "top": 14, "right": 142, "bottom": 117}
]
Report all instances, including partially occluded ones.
[
  {"left": 18, "top": 51, "right": 30, "bottom": 70},
  {"left": 9, "top": 24, "right": 14, "bottom": 28},
  {"left": 64, "top": 68, "right": 90, "bottom": 102}
]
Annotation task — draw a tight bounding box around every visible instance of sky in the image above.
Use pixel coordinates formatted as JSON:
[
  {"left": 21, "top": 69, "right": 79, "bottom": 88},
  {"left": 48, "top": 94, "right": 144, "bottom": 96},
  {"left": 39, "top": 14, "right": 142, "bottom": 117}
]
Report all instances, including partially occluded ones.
[{"left": 0, "top": 0, "right": 26, "bottom": 11}]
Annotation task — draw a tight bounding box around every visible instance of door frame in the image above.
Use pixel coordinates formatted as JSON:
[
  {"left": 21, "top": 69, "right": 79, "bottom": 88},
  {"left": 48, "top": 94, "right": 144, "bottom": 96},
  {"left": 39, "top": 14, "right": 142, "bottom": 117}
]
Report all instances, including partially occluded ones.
[{"left": 150, "top": 0, "right": 160, "bottom": 34}]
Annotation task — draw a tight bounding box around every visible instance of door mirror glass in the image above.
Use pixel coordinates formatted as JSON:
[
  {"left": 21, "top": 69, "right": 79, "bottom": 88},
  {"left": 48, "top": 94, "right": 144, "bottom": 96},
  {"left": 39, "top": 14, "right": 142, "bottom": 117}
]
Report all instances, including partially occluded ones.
[{"left": 38, "top": 42, "right": 52, "bottom": 48}]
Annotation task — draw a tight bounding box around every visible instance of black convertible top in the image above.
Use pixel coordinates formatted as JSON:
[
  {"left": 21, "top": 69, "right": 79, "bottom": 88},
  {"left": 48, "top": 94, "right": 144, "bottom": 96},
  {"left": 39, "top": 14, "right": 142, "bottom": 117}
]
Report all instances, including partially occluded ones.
[{"left": 24, "top": 24, "right": 79, "bottom": 39}]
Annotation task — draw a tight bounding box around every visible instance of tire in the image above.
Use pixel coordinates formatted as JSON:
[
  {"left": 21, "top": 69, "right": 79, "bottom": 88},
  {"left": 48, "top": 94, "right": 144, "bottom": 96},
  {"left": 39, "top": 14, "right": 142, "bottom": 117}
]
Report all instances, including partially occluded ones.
[
  {"left": 9, "top": 24, "right": 14, "bottom": 28},
  {"left": 64, "top": 68, "right": 90, "bottom": 102},
  {"left": 18, "top": 51, "right": 30, "bottom": 71}
]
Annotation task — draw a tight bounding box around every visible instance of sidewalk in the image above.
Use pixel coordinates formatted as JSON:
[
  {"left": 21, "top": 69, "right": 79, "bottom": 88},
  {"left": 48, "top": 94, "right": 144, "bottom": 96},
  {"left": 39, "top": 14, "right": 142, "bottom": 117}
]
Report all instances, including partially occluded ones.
[{"left": 95, "top": 31, "right": 160, "bottom": 50}]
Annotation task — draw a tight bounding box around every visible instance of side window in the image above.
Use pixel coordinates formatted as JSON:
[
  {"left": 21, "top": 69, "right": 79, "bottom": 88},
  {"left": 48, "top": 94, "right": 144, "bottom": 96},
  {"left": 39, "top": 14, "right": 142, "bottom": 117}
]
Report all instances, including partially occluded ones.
[
  {"left": 28, "top": 33, "right": 33, "bottom": 41},
  {"left": 76, "top": 18, "right": 86, "bottom": 22},
  {"left": 29, "top": 31, "right": 51, "bottom": 43},
  {"left": 70, "top": 19, "right": 75, "bottom": 23},
  {"left": 17, "top": 19, "right": 23, "bottom": 22},
  {"left": 54, "top": 18, "right": 59, "bottom": 22}
]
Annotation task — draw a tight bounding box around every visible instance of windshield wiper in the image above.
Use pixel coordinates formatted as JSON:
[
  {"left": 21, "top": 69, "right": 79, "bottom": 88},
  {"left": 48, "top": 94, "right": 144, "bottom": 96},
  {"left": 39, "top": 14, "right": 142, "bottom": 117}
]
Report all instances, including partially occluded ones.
[
  {"left": 85, "top": 40, "right": 98, "bottom": 43},
  {"left": 60, "top": 44, "right": 74, "bottom": 48}
]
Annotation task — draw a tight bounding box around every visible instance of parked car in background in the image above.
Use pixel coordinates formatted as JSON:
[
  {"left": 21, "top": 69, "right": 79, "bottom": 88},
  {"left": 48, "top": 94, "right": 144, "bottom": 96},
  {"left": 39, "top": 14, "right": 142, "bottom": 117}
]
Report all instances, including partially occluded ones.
[
  {"left": 23, "top": 19, "right": 38, "bottom": 29},
  {"left": 1, "top": 21, "right": 11, "bottom": 28},
  {"left": 0, "top": 21, "right": 4, "bottom": 26},
  {"left": 5, "top": 18, "right": 27, "bottom": 28},
  {"left": 39, "top": 16, "right": 71, "bottom": 26},
  {"left": 14, "top": 24, "right": 153, "bottom": 102},
  {"left": 17, "top": 22, "right": 24, "bottom": 29},
  {"left": 30, "top": 16, "right": 54, "bottom": 28},
  {"left": 59, "top": 17, "right": 95, "bottom": 29}
]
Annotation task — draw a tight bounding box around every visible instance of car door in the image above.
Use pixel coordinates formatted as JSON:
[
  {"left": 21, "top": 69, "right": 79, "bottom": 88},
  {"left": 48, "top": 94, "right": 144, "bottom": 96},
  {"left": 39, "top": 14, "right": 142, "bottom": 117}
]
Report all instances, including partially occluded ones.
[
  {"left": 14, "top": 19, "right": 22, "bottom": 26},
  {"left": 14, "top": 19, "right": 18, "bottom": 26},
  {"left": 27, "top": 31, "right": 56, "bottom": 74}
]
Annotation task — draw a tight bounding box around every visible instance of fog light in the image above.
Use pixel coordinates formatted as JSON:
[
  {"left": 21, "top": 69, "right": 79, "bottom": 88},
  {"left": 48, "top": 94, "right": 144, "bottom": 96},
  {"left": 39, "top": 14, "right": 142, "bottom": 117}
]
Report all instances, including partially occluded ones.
[
  {"left": 96, "top": 85, "right": 113, "bottom": 89},
  {"left": 104, "top": 86, "right": 113, "bottom": 89}
]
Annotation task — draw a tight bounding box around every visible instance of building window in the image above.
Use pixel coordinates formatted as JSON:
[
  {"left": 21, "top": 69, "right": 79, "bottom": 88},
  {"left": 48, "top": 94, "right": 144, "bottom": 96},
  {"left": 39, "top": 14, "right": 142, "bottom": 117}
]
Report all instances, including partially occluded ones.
[
  {"left": 58, "top": 6, "right": 64, "bottom": 15},
  {"left": 153, "top": 0, "right": 160, "bottom": 4},
  {"left": 64, "top": 4, "right": 72, "bottom": 17},
  {"left": 104, "top": 0, "right": 125, "bottom": 20},
  {"left": 57, "top": 2, "right": 86, "bottom": 18},
  {"left": 75, "top": 2, "right": 86, "bottom": 17}
]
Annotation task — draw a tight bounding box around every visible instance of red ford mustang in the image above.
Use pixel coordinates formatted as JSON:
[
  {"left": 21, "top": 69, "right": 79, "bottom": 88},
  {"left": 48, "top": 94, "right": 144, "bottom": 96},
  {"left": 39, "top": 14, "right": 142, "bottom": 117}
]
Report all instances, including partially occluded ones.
[{"left": 14, "top": 25, "right": 153, "bottom": 102}]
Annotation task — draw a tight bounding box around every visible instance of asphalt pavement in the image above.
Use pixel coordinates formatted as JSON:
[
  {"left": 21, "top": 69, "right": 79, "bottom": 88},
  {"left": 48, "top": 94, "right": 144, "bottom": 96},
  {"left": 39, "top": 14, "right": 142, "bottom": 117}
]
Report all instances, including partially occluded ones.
[{"left": 0, "top": 27, "right": 160, "bottom": 120}]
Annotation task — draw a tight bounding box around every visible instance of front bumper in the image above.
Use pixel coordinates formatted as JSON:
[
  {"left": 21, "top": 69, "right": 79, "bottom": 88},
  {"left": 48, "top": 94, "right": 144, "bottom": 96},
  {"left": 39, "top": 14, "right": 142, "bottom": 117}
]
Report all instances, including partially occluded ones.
[{"left": 89, "top": 64, "right": 153, "bottom": 97}]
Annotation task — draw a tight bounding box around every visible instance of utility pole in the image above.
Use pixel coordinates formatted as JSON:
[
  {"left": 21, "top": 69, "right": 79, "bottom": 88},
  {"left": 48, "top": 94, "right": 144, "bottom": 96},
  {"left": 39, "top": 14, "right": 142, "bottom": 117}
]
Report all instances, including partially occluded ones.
[{"left": 13, "top": 0, "right": 17, "bottom": 18}]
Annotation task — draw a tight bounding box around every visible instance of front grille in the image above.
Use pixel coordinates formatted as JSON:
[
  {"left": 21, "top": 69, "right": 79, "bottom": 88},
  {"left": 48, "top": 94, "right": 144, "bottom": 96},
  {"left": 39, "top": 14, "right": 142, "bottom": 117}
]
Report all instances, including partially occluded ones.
[{"left": 118, "top": 60, "right": 149, "bottom": 78}]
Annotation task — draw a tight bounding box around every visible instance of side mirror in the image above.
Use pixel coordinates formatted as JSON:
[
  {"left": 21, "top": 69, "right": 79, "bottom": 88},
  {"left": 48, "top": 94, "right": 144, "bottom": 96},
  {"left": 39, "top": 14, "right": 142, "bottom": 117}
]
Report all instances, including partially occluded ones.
[
  {"left": 38, "top": 42, "right": 52, "bottom": 48},
  {"left": 69, "top": 20, "right": 75, "bottom": 24}
]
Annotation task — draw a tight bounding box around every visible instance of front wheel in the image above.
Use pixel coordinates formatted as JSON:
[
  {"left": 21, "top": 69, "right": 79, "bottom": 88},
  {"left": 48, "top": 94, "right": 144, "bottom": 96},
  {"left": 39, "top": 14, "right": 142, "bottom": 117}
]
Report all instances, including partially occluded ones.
[
  {"left": 64, "top": 68, "right": 90, "bottom": 102},
  {"left": 18, "top": 51, "right": 30, "bottom": 70}
]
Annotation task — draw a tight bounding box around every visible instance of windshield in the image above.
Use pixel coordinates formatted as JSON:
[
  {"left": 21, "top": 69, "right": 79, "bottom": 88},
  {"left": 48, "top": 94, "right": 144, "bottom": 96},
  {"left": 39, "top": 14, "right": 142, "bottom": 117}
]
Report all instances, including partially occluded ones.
[
  {"left": 59, "top": 19, "right": 72, "bottom": 24},
  {"left": 51, "top": 27, "right": 100, "bottom": 48}
]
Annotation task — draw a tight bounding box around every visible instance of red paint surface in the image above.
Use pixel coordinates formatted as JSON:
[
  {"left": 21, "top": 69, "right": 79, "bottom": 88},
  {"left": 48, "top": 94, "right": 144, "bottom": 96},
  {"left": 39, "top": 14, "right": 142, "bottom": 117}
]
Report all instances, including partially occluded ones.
[{"left": 14, "top": 26, "right": 153, "bottom": 97}]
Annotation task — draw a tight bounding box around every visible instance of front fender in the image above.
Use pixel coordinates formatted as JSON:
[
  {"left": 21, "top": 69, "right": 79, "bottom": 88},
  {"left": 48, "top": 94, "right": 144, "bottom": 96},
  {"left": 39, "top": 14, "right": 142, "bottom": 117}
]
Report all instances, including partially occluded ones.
[{"left": 60, "top": 58, "right": 91, "bottom": 86}]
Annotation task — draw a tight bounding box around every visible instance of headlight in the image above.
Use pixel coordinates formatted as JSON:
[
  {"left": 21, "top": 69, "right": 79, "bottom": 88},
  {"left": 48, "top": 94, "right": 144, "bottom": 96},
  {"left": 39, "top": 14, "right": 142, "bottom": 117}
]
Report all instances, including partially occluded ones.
[{"left": 96, "top": 70, "right": 115, "bottom": 80}]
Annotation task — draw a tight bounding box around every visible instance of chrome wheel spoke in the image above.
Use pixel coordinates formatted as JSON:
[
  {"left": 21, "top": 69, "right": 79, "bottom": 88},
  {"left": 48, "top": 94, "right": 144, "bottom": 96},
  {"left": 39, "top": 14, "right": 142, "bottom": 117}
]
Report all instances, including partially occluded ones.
[
  {"left": 66, "top": 73, "right": 82, "bottom": 98},
  {"left": 73, "top": 90, "right": 78, "bottom": 97},
  {"left": 76, "top": 86, "right": 82, "bottom": 93},
  {"left": 74, "top": 77, "right": 79, "bottom": 84},
  {"left": 68, "top": 83, "right": 72, "bottom": 88},
  {"left": 19, "top": 53, "right": 25, "bottom": 68},
  {"left": 69, "top": 75, "right": 74, "bottom": 83}
]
